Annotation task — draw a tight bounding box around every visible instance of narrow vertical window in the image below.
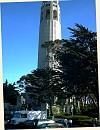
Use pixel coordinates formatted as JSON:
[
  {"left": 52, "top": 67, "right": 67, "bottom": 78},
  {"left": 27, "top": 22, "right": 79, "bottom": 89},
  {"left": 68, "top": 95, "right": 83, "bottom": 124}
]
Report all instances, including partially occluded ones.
[{"left": 53, "top": 10, "right": 57, "bottom": 20}]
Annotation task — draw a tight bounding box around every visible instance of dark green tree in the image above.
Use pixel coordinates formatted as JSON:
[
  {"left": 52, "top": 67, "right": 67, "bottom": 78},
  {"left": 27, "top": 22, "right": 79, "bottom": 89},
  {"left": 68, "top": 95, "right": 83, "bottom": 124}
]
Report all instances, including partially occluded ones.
[
  {"left": 3, "top": 80, "right": 19, "bottom": 105},
  {"left": 60, "top": 24, "right": 98, "bottom": 106},
  {"left": 42, "top": 24, "right": 98, "bottom": 115},
  {"left": 17, "top": 68, "right": 64, "bottom": 116}
]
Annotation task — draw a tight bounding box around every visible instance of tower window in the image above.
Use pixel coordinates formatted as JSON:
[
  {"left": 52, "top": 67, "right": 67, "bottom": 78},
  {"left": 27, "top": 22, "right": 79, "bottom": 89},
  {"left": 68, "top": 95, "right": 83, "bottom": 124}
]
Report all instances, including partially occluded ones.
[
  {"left": 53, "top": 4, "right": 57, "bottom": 7},
  {"left": 53, "top": 10, "right": 57, "bottom": 20},
  {"left": 46, "top": 9, "right": 50, "bottom": 19}
]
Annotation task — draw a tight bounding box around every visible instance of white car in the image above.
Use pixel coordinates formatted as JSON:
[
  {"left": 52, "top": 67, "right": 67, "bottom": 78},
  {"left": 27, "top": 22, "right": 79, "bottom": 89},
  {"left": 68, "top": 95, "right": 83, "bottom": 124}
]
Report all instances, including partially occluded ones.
[
  {"left": 37, "top": 123, "right": 64, "bottom": 129},
  {"left": 10, "top": 110, "right": 47, "bottom": 125},
  {"left": 37, "top": 119, "right": 55, "bottom": 126}
]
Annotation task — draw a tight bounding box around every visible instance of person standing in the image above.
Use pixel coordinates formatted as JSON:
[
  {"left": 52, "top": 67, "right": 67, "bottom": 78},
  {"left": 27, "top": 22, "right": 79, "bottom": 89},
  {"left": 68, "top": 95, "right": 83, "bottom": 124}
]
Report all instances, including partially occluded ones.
[
  {"left": 68, "top": 119, "right": 72, "bottom": 127},
  {"left": 64, "top": 119, "right": 68, "bottom": 127}
]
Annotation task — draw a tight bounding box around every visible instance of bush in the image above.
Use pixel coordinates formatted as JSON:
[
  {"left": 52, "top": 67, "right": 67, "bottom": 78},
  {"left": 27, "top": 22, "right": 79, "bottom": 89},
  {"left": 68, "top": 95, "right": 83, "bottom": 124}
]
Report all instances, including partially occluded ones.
[
  {"left": 81, "top": 106, "right": 99, "bottom": 118},
  {"left": 54, "top": 114, "right": 92, "bottom": 121},
  {"left": 54, "top": 114, "right": 94, "bottom": 127}
]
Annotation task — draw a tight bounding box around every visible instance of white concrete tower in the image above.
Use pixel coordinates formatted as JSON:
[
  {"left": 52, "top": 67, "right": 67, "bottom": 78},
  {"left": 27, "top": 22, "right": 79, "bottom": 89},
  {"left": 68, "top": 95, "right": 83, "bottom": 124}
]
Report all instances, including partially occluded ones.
[{"left": 38, "top": 0, "right": 61, "bottom": 69}]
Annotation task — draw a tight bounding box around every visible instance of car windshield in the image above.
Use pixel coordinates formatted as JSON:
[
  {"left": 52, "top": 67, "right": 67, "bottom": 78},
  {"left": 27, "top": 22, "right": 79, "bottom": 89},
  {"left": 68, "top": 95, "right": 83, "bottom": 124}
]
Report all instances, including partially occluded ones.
[
  {"left": 21, "top": 114, "right": 27, "bottom": 118},
  {"left": 13, "top": 113, "right": 20, "bottom": 118}
]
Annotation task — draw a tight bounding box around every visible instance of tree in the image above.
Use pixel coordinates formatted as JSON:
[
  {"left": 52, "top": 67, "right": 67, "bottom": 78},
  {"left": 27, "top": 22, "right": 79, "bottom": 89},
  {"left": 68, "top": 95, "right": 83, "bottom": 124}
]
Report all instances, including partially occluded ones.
[
  {"left": 17, "top": 68, "right": 65, "bottom": 115},
  {"left": 3, "top": 80, "right": 19, "bottom": 105},
  {"left": 42, "top": 24, "right": 98, "bottom": 115},
  {"left": 61, "top": 24, "right": 98, "bottom": 106}
]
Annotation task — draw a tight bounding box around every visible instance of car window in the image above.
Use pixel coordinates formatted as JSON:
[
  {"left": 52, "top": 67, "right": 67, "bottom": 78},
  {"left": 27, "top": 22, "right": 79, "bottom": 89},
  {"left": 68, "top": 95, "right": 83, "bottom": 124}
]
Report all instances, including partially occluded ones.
[
  {"left": 26, "top": 120, "right": 33, "bottom": 123},
  {"left": 21, "top": 114, "right": 27, "bottom": 118}
]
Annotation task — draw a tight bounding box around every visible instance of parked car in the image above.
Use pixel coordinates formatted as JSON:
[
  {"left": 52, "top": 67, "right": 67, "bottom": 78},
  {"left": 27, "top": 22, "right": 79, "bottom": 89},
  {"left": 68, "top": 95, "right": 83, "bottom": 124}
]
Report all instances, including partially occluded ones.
[
  {"left": 55, "top": 119, "right": 67, "bottom": 127},
  {"left": 55, "top": 118, "right": 73, "bottom": 127},
  {"left": 17, "top": 120, "right": 35, "bottom": 129},
  {"left": 10, "top": 110, "right": 47, "bottom": 125},
  {"left": 15, "top": 119, "right": 55, "bottom": 129},
  {"left": 37, "top": 119, "right": 55, "bottom": 126},
  {"left": 37, "top": 123, "right": 64, "bottom": 129}
]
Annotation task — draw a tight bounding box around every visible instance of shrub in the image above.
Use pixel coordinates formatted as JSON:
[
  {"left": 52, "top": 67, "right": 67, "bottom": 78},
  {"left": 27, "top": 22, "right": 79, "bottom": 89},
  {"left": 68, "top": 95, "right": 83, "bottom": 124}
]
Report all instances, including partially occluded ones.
[
  {"left": 81, "top": 106, "right": 99, "bottom": 118},
  {"left": 54, "top": 114, "right": 93, "bottom": 121}
]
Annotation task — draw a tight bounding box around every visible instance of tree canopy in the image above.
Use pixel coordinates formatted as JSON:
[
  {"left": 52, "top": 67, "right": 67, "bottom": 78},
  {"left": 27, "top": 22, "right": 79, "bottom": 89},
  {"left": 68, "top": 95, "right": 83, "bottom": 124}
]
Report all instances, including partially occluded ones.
[
  {"left": 41, "top": 24, "right": 98, "bottom": 111},
  {"left": 3, "top": 80, "right": 19, "bottom": 105}
]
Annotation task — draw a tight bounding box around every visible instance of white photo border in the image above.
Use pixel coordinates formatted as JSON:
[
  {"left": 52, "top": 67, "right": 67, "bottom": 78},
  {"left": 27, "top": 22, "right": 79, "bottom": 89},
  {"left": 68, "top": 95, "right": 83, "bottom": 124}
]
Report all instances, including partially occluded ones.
[{"left": 0, "top": 0, "right": 100, "bottom": 130}]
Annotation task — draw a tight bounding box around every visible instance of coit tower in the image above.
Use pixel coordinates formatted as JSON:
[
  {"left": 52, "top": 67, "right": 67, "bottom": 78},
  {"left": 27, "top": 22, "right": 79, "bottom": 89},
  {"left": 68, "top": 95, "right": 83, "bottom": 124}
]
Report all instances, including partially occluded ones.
[{"left": 38, "top": 0, "right": 61, "bottom": 69}]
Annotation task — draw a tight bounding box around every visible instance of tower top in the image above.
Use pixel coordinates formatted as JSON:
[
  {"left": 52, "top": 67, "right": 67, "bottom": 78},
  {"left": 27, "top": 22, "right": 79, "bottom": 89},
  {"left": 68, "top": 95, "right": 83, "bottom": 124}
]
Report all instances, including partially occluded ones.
[
  {"left": 42, "top": 0, "right": 59, "bottom": 6},
  {"left": 42, "top": 1, "right": 58, "bottom": 3},
  {"left": 40, "top": 0, "right": 60, "bottom": 23}
]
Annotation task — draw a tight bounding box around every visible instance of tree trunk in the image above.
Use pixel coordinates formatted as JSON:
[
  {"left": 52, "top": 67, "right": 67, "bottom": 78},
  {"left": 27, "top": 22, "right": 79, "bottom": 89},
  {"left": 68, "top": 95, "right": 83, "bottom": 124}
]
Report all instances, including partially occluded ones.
[{"left": 49, "top": 97, "right": 53, "bottom": 116}]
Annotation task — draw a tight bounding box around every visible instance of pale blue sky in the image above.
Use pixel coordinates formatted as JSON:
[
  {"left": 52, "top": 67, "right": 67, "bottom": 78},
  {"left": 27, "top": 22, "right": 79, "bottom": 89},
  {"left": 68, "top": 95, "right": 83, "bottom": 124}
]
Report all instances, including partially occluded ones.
[{"left": 1, "top": 0, "right": 96, "bottom": 83}]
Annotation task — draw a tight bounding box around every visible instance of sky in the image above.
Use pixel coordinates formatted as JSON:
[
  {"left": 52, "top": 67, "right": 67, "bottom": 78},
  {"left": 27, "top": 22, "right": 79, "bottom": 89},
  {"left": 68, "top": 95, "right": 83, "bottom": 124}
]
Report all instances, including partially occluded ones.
[{"left": 1, "top": 0, "right": 96, "bottom": 84}]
